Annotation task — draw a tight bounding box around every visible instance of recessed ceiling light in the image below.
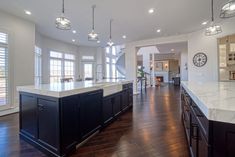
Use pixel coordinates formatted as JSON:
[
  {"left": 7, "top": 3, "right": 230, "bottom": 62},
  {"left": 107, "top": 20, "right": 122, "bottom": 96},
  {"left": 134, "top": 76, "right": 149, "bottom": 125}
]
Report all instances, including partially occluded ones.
[
  {"left": 72, "top": 30, "right": 76, "bottom": 34},
  {"left": 171, "top": 49, "right": 175, "bottom": 52},
  {"left": 72, "top": 39, "right": 75, "bottom": 42},
  {"left": 97, "top": 40, "right": 100, "bottom": 43},
  {"left": 148, "top": 8, "right": 155, "bottom": 14},
  {"left": 202, "top": 21, "right": 208, "bottom": 25},
  {"left": 156, "top": 29, "right": 161, "bottom": 33},
  {"left": 24, "top": 10, "right": 31, "bottom": 15},
  {"left": 122, "top": 35, "right": 127, "bottom": 39}
]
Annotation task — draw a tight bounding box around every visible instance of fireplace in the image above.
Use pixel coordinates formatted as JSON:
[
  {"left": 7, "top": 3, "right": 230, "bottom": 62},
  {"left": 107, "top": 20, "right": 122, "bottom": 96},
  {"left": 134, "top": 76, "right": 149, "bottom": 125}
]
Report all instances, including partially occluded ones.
[{"left": 155, "top": 76, "right": 164, "bottom": 86}]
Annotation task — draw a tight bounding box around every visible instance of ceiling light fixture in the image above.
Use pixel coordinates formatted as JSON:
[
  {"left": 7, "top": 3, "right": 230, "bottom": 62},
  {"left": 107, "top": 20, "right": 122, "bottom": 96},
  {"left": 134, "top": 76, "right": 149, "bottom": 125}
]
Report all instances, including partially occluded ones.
[
  {"left": 156, "top": 29, "right": 161, "bottom": 33},
  {"left": 25, "top": 10, "right": 31, "bottom": 15},
  {"left": 171, "top": 49, "right": 175, "bottom": 52},
  {"left": 220, "top": 0, "right": 235, "bottom": 18},
  {"left": 107, "top": 19, "right": 114, "bottom": 47},
  {"left": 55, "top": 0, "right": 71, "bottom": 30},
  {"left": 72, "top": 39, "right": 75, "bottom": 42},
  {"left": 148, "top": 8, "right": 154, "bottom": 14},
  {"left": 97, "top": 40, "right": 100, "bottom": 43},
  {"left": 202, "top": 21, "right": 208, "bottom": 25},
  {"left": 88, "top": 5, "right": 99, "bottom": 41},
  {"left": 205, "top": 0, "right": 222, "bottom": 36},
  {"left": 72, "top": 30, "right": 76, "bottom": 34},
  {"left": 122, "top": 35, "right": 127, "bottom": 39}
]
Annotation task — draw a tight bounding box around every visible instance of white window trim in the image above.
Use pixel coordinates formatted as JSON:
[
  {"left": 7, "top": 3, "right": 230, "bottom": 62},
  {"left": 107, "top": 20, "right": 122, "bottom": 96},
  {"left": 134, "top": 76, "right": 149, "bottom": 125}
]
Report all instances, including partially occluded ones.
[
  {"left": 49, "top": 50, "right": 75, "bottom": 83},
  {"left": 0, "top": 30, "right": 11, "bottom": 110}
]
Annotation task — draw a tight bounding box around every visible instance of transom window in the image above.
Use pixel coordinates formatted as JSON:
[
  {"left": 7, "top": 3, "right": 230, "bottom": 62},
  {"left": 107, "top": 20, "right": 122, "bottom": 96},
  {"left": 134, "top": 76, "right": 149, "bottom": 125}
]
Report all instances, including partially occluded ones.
[{"left": 49, "top": 51, "right": 75, "bottom": 83}]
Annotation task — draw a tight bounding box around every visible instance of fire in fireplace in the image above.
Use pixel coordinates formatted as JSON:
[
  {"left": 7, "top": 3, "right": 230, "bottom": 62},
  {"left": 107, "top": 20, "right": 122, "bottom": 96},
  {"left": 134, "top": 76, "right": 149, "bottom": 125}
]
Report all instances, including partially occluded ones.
[{"left": 155, "top": 76, "right": 164, "bottom": 86}]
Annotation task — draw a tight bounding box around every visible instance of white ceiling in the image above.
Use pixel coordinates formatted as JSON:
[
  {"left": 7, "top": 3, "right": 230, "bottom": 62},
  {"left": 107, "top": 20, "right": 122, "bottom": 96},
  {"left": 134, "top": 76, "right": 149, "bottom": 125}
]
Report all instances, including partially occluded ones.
[
  {"left": 156, "top": 42, "right": 188, "bottom": 54},
  {"left": 0, "top": 0, "right": 229, "bottom": 47}
]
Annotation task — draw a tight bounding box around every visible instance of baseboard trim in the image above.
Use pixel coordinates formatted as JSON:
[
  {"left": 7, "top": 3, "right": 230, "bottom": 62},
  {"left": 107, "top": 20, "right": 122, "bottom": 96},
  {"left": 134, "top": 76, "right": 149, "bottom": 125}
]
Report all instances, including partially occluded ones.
[{"left": 0, "top": 107, "right": 19, "bottom": 117}]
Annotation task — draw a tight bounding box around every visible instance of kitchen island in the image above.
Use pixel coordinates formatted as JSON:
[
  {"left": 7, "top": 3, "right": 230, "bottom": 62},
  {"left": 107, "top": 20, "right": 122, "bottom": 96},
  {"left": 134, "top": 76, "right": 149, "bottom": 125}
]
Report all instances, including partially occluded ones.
[
  {"left": 17, "top": 80, "right": 133, "bottom": 157},
  {"left": 181, "top": 81, "right": 235, "bottom": 157}
]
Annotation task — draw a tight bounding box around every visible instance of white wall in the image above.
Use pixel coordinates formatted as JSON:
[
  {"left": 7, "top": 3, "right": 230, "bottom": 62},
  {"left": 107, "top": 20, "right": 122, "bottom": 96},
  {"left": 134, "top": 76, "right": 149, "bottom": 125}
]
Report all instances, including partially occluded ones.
[
  {"left": 180, "top": 51, "right": 188, "bottom": 81},
  {"left": 0, "top": 11, "right": 35, "bottom": 115},
  {"left": 125, "top": 18, "right": 235, "bottom": 93},
  {"left": 188, "top": 18, "right": 235, "bottom": 82},
  {"left": 125, "top": 34, "right": 188, "bottom": 93},
  {"left": 35, "top": 32, "right": 103, "bottom": 83},
  {"left": 36, "top": 33, "right": 79, "bottom": 83}
]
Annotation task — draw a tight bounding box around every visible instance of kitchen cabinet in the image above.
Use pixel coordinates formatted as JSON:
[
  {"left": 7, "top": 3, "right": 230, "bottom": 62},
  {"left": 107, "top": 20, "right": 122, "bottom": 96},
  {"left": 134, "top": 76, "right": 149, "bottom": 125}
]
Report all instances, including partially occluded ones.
[
  {"left": 80, "top": 90, "right": 103, "bottom": 140},
  {"left": 19, "top": 82, "right": 133, "bottom": 157},
  {"left": 20, "top": 94, "right": 37, "bottom": 139},
  {"left": 38, "top": 98, "right": 59, "bottom": 152},
  {"left": 181, "top": 87, "right": 235, "bottom": 157}
]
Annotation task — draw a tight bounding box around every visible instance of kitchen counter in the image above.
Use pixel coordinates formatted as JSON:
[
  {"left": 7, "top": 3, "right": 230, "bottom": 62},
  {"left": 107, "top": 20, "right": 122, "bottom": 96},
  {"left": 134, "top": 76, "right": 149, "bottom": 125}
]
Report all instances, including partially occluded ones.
[
  {"left": 17, "top": 79, "right": 133, "bottom": 97},
  {"left": 181, "top": 81, "right": 235, "bottom": 124},
  {"left": 19, "top": 80, "right": 133, "bottom": 157}
]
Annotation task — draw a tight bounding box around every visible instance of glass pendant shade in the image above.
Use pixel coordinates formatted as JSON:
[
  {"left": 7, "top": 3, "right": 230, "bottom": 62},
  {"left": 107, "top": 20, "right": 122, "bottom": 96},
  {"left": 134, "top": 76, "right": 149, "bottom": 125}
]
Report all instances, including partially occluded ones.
[
  {"left": 205, "top": 0, "right": 222, "bottom": 36},
  {"left": 55, "top": 0, "right": 71, "bottom": 30},
  {"left": 205, "top": 24, "right": 222, "bottom": 36},
  {"left": 107, "top": 39, "right": 114, "bottom": 47},
  {"left": 55, "top": 14, "right": 71, "bottom": 30},
  {"left": 88, "top": 30, "right": 98, "bottom": 41},
  {"left": 220, "top": 0, "right": 235, "bottom": 18}
]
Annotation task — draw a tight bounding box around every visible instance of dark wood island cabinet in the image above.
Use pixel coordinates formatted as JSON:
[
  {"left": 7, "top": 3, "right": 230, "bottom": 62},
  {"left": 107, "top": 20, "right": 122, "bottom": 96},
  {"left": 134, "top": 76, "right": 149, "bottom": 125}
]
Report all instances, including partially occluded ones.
[
  {"left": 19, "top": 82, "right": 133, "bottom": 157},
  {"left": 181, "top": 85, "right": 235, "bottom": 157}
]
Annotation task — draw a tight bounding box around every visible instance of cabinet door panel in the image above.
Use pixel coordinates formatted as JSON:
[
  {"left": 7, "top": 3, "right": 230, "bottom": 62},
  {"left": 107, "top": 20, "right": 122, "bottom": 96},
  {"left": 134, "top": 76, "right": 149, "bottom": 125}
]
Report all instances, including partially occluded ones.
[
  {"left": 80, "top": 91, "right": 102, "bottom": 139},
  {"left": 113, "top": 94, "right": 121, "bottom": 116},
  {"left": 38, "top": 98, "right": 59, "bottom": 151},
  {"left": 122, "top": 89, "right": 129, "bottom": 110},
  {"left": 60, "top": 95, "right": 79, "bottom": 152},
  {"left": 103, "top": 97, "right": 113, "bottom": 124},
  {"left": 20, "top": 94, "right": 37, "bottom": 139},
  {"left": 198, "top": 129, "right": 208, "bottom": 157}
]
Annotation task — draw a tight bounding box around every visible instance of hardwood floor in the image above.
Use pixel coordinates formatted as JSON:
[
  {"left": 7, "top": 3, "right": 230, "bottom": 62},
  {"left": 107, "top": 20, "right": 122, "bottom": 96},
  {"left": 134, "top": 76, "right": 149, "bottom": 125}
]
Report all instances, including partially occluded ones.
[{"left": 0, "top": 84, "right": 189, "bottom": 157}]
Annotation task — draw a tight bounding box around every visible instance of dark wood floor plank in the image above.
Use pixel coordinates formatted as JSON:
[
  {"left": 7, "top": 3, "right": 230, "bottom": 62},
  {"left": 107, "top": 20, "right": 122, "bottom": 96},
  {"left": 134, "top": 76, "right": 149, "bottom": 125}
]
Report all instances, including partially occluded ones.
[{"left": 0, "top": 84, "right": 189, "bottom": 157}]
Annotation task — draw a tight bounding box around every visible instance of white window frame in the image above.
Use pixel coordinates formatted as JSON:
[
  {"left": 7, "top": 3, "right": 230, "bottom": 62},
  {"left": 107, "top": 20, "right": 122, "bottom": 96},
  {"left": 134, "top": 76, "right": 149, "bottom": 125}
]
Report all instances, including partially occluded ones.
[
  {"left": 49, "top": 51, "right": 75, "bottom": 83},
  {"left": 0, "top": 31, "right": 10, "bottom": 110},
  {"left": 105, "top": 46, "right": 117, "bottom": 79},
  {"left": 35, "top": 46, "right": 42, "bottom": 85}
]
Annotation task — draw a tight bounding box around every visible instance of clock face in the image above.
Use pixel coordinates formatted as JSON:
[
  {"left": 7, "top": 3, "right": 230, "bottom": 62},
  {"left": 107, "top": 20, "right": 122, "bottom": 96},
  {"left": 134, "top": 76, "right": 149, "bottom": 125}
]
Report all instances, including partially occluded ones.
[{"left": 193, "top": 52, "right": 207, "bottom": 67}]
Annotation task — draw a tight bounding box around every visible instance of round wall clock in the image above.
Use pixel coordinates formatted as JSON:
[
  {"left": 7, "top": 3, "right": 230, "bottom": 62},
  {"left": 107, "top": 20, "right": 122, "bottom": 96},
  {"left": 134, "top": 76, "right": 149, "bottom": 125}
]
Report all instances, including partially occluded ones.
[{"left": 193, "top": 52, "right": 207, "bottom": 67}]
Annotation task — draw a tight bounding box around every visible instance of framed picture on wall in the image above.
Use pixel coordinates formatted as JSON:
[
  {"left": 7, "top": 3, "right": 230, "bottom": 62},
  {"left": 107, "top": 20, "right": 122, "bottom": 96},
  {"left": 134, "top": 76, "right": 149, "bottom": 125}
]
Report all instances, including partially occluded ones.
[{"left": 155, "top": 62, "right": 163, "bottom": 71}]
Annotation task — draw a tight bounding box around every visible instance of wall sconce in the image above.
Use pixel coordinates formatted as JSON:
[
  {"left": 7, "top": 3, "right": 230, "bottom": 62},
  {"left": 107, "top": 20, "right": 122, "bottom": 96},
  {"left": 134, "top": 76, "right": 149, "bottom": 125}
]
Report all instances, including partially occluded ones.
[{"left": 164, "top": 64, "right": 168, "bottom": 69}]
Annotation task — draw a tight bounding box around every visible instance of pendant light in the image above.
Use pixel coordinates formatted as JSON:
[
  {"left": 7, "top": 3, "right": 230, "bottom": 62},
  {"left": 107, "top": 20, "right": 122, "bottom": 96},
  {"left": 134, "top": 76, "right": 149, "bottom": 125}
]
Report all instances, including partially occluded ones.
[
  {"left": 88, "top": 5, "right": 99, "bottom": 41},
  {"left": 220, "top": 0, "right": 235, "bottom": 18},
  {"left": 107, "top": 19, "right": 114, "bottom": 47},
  {"left": 55, "top": 0, "right": 71, "bottom": 30},
  {"left": 205, "top": 0, "right": 222, "bottom": 36}
]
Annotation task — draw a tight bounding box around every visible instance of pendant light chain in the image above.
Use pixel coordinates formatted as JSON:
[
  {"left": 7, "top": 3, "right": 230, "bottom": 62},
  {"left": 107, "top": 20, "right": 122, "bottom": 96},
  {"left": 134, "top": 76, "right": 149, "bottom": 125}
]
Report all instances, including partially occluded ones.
[
  {"left": 62, "top": 0, "right": 65, "bottom": 14},
  {"left": 211, "top": 0, "right": 214, "bottom": 22},
  {"left": 92, "top": 5, "right": 95, "bottom": 30}
]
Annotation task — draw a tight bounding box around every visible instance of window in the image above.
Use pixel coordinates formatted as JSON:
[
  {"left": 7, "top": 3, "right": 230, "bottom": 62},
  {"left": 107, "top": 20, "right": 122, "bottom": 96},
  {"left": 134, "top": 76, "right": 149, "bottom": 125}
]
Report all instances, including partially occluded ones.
[
  {"left": 82, "top": 55, "right": 94, "bottom": 60},
  {"left": 35, "top": 46, "right": 42, "bottom": 85},
  {"left": 84, "top": 63, "right": 93, "bottom": 79},
  {"left": 105, "top": 46, "right": 118, "bottom": 79},
  {"left": 49, "top": 51, "right": 75, "bottom": 83},
  {"left": 0, "top": 32, "right": 8, "bottom": 106},
  {"left": 64, "top": 61, "right": 74, "bottom": 78}
]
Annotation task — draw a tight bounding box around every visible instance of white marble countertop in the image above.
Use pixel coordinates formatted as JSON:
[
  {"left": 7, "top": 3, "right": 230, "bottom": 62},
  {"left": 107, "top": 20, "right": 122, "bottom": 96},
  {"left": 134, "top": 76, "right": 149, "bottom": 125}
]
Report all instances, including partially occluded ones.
[
  {"left": 181, "top": 81, "right": 235, "bottom": 124},
  {"left": 17, "top": 79, "right": 133, "bottom": 98}
]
